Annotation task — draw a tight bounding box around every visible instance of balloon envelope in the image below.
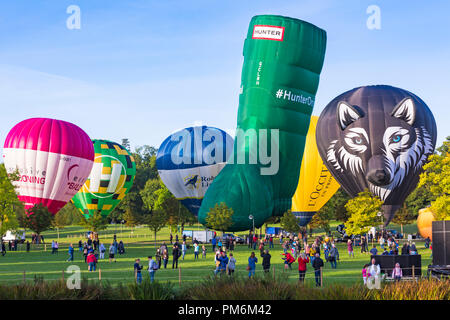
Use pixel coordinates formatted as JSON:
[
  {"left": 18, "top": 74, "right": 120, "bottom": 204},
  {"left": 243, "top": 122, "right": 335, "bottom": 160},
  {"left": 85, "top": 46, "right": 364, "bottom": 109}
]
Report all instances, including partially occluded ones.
[
  {"left": 316, "top": 85, "right": 437, "bottom": 224},
  {"left": 291, "top": 116, "right": 340, "bottom": 226},
  {"left": 3, "top": 118, "right": 94, "bottom": 215},
  {"left": 71, "top": 139, "right": 136, "bottom": 218},
  {"left": 156, "top": 126, "right": 233, "bottom": 216},
  {"left": 417, "top": 207, "right": 434, "bottom": 240}
]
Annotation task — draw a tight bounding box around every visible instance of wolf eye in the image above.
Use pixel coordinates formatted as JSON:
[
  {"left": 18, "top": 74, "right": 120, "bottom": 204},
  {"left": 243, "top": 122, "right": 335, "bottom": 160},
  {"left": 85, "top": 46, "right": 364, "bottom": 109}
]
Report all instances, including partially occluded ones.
[
  {"left": 392, "top": 135, "right": 401, "bottom": 143},
  {"left": 352, "top": 137, "right": 363, "bottom": 144}
]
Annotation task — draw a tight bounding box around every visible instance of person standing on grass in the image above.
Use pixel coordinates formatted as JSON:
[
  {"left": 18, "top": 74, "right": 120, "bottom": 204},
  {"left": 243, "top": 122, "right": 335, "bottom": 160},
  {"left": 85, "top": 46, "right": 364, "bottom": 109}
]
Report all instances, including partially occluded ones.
[
  {"left": 194, "top": 242, "right": 199, "bottom": 260},
  {"left": 379, "top": 236, "right": 385, "bottom": 251},
  {"left": 155, "top": 249, "right": 162, "bottom": 269},
  {"left": 55, "top": 241, "right": 59, "bottom": 254},
  {"left": 391, "top": 263, "right": 403, "bottom": 281},
  {"left": 298, "top": 252, "right": 309, "bottom": 283},
  {"left": 368, "top": 258, "right": 381, "bottom": 282},
  {"left": 217, "top": 251, "right": 229, "bottom": 276},
  {"left": 362, "top": 264, "right": 369, "bottom": 285},
  {"left": 78, "top": 240, "right": 83, "bottom": 252},
  {"left": 212, "top": 236, "right": 217, "bottom": 252},
  {"left": 312, "top": 252, "right": 324, "bottom": 287},
  {"left": 328, "top": 243, "right": 339, "bottom": 269},
  {"left": 26, "top": 241, "right": 30, "bottom": 253},
  {"left": 109, "top": 243, "right": 116, "bottom": 263},
  {"left": 202, "top": 245, "right": 207, "bottom": 258},
  {"left": 134, "top": 258, "right": 143, "bottom": 284},
  {"left": 248, "top": 252, "right": 258, "bottom": 278},
  {"left": 67, "top": 244, "right": 74, "bottom": 262},
  {"left": 148, "top": 256, "right": 157, "bottom": 283},
  {"left": 87, "top": 251, "right": 97, "bottom": 272},
  {"left": 347, "top": 239, "right": 354, "bottom": 258},
  {"left": 99, "top": 243, "right": 106, "bottom": 259},
  {"left": 181, "top": 241, "right": 187, "bottom": 260},
  {"left": 370, "top": 245, "right": 378, "bottom": 256},
  {"left": 172, "top": 244, "right": 180, "bottom": 269},
  {"left": 261, "top": 249, "right": 271, "bottom": 273},
  {"left": 1, "top": 242, "right": 6, "bottom": 256},
  {"left": 269, "top": 235, "right": 274, "bottom": 249},
  {"left": 162, "top": 249, "right": 169, "bottom": 269},
  {"left": 360, "top": 235, "right": 366, "bottom": 253},
  {"left": 228, "top": 253, "right": 236, "bottom": 276}
]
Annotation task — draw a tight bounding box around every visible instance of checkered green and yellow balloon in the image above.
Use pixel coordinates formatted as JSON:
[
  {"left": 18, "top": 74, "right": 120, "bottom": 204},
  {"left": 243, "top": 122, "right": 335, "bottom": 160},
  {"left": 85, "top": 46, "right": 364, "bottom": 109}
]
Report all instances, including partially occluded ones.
[{"left": 71, "top": 139, "right": 136, "bottom": 218}]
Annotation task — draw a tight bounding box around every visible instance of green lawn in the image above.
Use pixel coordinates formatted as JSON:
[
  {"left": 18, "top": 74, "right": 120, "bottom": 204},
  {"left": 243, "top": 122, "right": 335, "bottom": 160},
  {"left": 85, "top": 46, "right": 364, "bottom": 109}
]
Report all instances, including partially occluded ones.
[{"left": 0, "top": 222, "right": 430, "bottom": 287}]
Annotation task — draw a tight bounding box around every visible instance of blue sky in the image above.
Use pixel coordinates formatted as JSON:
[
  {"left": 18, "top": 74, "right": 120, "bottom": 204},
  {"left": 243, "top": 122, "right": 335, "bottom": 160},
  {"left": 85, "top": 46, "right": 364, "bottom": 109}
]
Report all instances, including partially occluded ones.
[{"left": 0, "top": 0, "right": 448, "bottom": 150}]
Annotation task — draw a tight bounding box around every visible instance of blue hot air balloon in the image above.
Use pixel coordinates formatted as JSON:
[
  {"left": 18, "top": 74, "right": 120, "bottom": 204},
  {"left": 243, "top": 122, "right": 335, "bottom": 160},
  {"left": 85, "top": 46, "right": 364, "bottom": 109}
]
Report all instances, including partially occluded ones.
[{"left": 156, "top": 126, "right": 233, "bottom": 216}]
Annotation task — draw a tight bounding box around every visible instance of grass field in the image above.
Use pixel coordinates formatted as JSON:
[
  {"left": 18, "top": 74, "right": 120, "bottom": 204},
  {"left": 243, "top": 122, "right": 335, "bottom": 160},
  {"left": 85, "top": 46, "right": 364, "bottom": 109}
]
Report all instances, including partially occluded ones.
[{"left": 0, "top": 222, "right": 431, "bottom": 287}]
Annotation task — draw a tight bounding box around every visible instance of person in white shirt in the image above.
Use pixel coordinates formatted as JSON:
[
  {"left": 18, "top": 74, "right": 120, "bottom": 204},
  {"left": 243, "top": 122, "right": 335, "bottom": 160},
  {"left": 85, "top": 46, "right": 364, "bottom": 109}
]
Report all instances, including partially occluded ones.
[
  {"left": 181, "top": 241, "right": 187, "bottom": 260},
  {"left": 99, "top": 243, "right": 106, "bottom": 259},
  {"left": 368, "top": 258, "right": 381, "bottom": 279},
  {"left": 148, "top": 256, "right": 157, "bottom": 283}
]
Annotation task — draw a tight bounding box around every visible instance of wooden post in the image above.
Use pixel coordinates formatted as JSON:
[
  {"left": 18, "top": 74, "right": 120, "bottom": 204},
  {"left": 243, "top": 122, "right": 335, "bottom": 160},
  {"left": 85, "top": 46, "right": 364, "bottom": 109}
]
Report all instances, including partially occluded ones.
[
  {"left": 179, "top": 267, "right": 181, "bottom": 286},
  {"left": 23, "top": 271, "right": 26, "bottom": 283},
  {"left": 320, "top": 267, "right": 323, "bottom": 287},
  {"left": 412, "top": 265, "right": 415, "bottom": 281},
  {"left": 273, "top": 265, "right": 275, "bottom": 281},
  {"left": 99, "top": 269, "right": 102, "bottom": 282},
  {"left": 62, "top": 270, "right": 65, "bottom": 282},
  {"left": 44, "top": 244, "right": 47, "bottom": 252}
]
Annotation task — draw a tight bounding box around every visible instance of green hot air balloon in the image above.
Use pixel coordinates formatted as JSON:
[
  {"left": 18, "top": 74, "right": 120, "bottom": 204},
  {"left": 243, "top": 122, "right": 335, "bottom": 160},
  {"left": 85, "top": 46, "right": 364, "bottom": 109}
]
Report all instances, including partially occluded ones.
[{"left": 71, "top": 139, "right": 136, "bottom": 218}]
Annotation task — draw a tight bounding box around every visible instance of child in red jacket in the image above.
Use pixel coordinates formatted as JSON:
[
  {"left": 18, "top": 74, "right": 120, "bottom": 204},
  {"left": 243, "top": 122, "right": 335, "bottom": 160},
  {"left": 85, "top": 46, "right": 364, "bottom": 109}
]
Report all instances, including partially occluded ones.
[{"left": 282, "top": 252, "right": 295, "bottom": 270}]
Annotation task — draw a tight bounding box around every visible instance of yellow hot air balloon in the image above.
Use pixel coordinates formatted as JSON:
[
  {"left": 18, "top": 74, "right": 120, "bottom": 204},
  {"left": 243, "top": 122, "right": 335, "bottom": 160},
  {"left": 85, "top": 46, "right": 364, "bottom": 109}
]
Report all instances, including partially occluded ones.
[{"left": 292, "top": 116, "right": 341, "bottom": 226}]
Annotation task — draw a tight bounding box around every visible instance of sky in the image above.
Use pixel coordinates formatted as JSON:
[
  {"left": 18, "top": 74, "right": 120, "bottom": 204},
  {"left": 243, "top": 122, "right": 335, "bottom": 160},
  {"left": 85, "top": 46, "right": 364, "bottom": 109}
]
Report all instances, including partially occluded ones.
[{"left": 0, "top": 0, "right": 448, "bottom": 151}]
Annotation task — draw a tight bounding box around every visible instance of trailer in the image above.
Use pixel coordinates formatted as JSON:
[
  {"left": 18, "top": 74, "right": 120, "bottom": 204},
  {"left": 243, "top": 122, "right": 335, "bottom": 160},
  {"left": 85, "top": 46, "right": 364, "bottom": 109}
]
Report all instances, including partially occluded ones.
[{"left": 182, "top": 230, "right": 215, "bottom": 243}]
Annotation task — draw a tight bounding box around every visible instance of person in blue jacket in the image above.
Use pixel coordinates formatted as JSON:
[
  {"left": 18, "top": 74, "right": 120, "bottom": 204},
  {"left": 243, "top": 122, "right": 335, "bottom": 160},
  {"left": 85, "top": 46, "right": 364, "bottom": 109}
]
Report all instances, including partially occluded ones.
[
  {"left": 211, "top": 237, "right": 217, "bottom": 252},
  {"left": 67, "top": 244, "right": 74, "bottom": 262},
  {"left": 217, "top": 251, "right": 229, "bottom": 276},
  {"left": 248, "top": 252, "right": 258, "bottom": 278}
]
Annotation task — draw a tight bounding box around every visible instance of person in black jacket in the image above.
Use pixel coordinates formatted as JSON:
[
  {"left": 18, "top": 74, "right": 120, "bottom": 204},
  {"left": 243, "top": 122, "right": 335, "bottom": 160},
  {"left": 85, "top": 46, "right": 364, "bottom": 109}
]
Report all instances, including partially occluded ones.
[
  {"left": 260, "top": 249, "right": 271, "bottom": 273},
  {"left": 172, "top": 244, "right": 180, "bottom": 269},
  {"left": 312, "top": 253, "right": 324, "bottom": 287}
]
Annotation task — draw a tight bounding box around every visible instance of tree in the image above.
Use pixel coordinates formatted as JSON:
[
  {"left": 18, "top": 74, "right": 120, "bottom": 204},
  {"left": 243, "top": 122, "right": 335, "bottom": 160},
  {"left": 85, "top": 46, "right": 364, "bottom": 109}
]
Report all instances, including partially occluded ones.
[
  {"left": 121, "top": 138, "right": 131, "bottom": 152},
  {"left": 205, "top": 202, "right": 234, "bottom": 233},
  {"left": 418, "top": 137, "right": 450, "bottom": 220},
  {"left": 23, "top": 204, "right": 54, "bottom": 237},
  {"left": 79, "top": 210, "right": 109, "bottom": 232},
  {"left": 123, "top": 207, "right": 141, "bottom": 228},
  {"left": 280, "top": 210, "right": 301, "bottom": 234},
  {"left": 391, "top": 204, "right": 416, "bottom": 235},
  {"left": 144, "top": 209, "right": 167, "bottom": 249},
  {"left": 344, "top": 190, "right": 383, "bottom": 236},
  {"left": 0, "top": 165, "right": 23, "bottom": 236},
  {"left": 52, "top": 210, "right": 70, "bottom": 241},
  {"left": 319, "top": 188, "right": 351, "bottom": 222},
  {"left": 309, "top": 209, "right": 332, "bottom": 234}
]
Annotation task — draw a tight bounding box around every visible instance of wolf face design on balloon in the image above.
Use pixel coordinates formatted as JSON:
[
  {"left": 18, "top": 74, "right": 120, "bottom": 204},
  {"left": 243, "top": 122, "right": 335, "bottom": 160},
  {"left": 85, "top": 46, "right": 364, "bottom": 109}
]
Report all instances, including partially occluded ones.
[{"left": 326, "top": 98, "right": 434, "bottom": 201}]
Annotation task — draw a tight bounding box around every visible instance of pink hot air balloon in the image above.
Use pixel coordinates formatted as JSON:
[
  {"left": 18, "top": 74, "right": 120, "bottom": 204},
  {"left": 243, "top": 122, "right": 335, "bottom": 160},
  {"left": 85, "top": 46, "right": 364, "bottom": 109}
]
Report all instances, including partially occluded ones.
[{"left": 3, "top": 118, "right": 94, "bottom": 215}]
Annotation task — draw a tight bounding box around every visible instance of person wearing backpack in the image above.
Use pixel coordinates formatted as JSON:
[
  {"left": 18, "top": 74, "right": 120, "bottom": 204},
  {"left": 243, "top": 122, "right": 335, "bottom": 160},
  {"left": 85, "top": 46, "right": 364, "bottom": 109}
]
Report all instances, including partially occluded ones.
[
  {"left": 328, "top": 243, "right": 339, "bottom": 269},
  {"left": 148, "top": 256, "right": 158, "bottom": 283}
]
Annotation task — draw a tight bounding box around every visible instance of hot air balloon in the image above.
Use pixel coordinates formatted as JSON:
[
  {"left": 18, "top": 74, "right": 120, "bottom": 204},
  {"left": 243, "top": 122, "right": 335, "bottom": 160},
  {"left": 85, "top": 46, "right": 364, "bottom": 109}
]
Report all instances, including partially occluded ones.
[
  {"left": 3, "top": 118, "right": 94, "bottom": 215},
  {"left": 71, "top": 139, "right": 136, "bottom": 218},
  {"left": 156, "top": 126, "right": 233, "bottom": 216},
  {"left": 417, "top": 207, "right": 435, "bottom": 240},
  {"left": 316, "top": 85, "right": 437, "bottom": 225},
  {"left": 291, "top": 116, "right": 340, "bottom": 226}
]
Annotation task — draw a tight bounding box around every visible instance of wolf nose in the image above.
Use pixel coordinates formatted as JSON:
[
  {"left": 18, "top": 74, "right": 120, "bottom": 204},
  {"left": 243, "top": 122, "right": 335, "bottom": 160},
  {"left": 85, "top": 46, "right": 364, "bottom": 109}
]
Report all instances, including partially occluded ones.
[{"left": 367, "top": 169, "right": 391, "bottom": 186}]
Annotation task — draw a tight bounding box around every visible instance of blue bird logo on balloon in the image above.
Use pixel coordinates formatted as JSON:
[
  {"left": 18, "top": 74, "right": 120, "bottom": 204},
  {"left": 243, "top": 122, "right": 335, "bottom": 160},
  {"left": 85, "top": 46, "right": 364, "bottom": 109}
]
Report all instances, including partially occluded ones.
[{"left": 184, "top": 174, "right": 199, "bottom": 190}]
